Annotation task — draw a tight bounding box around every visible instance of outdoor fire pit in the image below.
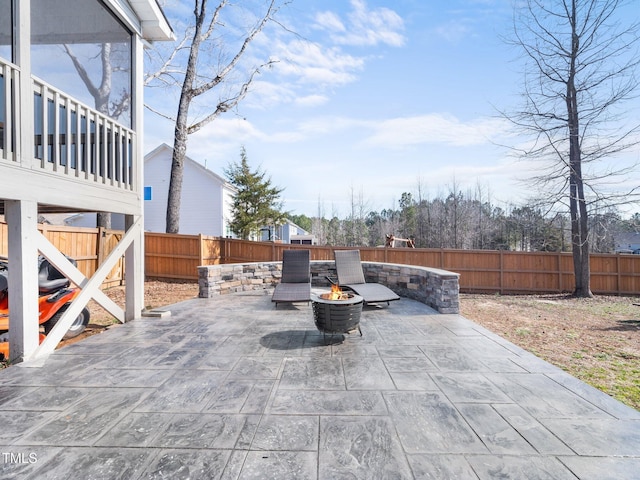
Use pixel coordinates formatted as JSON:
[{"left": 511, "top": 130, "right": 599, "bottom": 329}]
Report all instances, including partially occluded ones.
[{"left": 311, "top": 285, "right": 363, "bottom": 338}]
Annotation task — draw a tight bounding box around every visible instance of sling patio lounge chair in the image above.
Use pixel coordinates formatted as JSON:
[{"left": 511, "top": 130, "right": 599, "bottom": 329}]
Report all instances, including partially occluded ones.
[
  {"left": 333, "top": 249, "right": 400, "bottom": 305},
  {"left": 272, "top": 249, "right": 311, "bottom": 307}
]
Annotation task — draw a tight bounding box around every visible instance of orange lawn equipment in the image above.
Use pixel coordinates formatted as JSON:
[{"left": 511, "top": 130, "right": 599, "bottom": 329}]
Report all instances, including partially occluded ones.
[{"left": 0, "top": 256, "right": 90, "bottom": 361}]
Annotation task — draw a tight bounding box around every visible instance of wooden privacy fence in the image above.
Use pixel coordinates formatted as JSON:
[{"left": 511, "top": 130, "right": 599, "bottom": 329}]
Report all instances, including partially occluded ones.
[
  {"left": 145, "top": 235, "right": 640, "bottom": 296},
  {"left": 3, "top": 223, "right": 640, "bottom": 295},
  {"left": 0, "top": 222, "right": 124, "bottom": 287}
]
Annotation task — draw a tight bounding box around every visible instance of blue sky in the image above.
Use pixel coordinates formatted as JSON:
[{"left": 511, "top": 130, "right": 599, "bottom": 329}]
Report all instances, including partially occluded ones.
[{"left": 144, "top": 0, "right": 640, "bottom": 218}]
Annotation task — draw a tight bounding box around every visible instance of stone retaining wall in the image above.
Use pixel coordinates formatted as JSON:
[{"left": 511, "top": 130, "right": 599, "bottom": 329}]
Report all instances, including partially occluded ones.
[{"left": 198, "top": 261, "right": 459, "bottom": 314}]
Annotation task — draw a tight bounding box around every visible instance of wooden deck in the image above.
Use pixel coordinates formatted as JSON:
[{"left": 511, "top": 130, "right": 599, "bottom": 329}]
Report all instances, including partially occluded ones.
[{"left": 1, "top": 58, "right": 139, "bottom": 216}]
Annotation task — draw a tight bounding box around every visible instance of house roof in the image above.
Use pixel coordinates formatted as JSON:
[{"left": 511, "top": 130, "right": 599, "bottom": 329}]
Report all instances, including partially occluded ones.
[
  {"left": 127, "top": 0, "right": 174, "bottom": 41},
  {"left": 615, "top": 232, "right": 640, "bottom": 247},
  {"left": 145, "top": 143, "right": 237, "bottom": 192}
]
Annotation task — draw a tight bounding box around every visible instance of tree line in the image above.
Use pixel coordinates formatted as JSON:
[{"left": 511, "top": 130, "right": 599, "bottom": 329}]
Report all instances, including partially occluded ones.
[{"left": 288, "top": 189, "right": 639, "bottom": 253}]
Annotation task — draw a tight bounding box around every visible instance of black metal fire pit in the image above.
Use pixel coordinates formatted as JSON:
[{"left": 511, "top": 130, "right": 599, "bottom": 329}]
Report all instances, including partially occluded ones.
[{"left": 311, "top": 291, "right": 363, "bottom": 338}]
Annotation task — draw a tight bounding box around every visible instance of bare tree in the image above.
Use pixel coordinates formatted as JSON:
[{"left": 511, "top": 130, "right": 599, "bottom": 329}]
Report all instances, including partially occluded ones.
[
  {"left": 146, "top": 0, "right": 284, "bottom": 233},
  {"left": 505, "top": 0, "right": 640, "bottom": 297},
  {"left": 345, "top": 186, "right": 370, "bottom": 246}
]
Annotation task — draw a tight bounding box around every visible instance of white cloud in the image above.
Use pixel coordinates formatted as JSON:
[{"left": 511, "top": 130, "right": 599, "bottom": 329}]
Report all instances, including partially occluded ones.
[
  {"left": 362, "top": 114, "right": 509, "bottom": 148},
  {"left": 295, "top": 94, "right": 330, "bottom": 107},
  {"left": 296, "top": 116, "right": 365, "bottom": 136},
  {"left": 314, "top": 11, "right": 346, "bottom": 34},
  {"left": 191, "top": 117, "right": 264, "bottom": 143},
  {"left": 245, "top": 80, "right": 298, "bottom": 109},
  {"left": 316, "top": 0, "right": 406, "bottom": 47},
  {"left": 187, "top": 113, "right": 510, "bottom": 151},
  {"left": 239, "top": 1, "right": 405, "bottom": 112},
  {"left": 273, "top": 39, "right": 364, "bottom": 86}
]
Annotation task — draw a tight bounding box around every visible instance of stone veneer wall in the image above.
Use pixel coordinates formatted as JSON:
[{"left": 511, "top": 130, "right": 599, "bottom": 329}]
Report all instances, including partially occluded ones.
[{"left": 198, "top": 261, "right": 460, "bottom": 314}]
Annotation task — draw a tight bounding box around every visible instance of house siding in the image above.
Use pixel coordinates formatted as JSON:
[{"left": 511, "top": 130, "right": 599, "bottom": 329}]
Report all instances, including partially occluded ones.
[{"left": 144, "top": 144, "right": 235, "bottom": 236}]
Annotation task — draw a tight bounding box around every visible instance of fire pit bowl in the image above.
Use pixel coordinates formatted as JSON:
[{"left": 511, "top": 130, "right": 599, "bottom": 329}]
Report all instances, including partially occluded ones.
[{"left": 311, "top": 291, "right": 363, "bottom": 337}]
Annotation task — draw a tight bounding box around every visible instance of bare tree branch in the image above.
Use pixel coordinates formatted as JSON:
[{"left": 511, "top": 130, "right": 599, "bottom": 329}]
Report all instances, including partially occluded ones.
[
  {"left": 145, "top": 0, "right": 291, "bottom": 234},
  {"left": 502, "top": 0, "right": 640, "bottom": 296}
]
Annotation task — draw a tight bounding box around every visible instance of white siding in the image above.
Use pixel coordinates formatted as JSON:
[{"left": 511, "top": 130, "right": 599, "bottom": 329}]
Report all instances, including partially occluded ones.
[
  {"left": 143, "top": 146, "right": 172, "bottom": 233},
  {"left": 144, "top": 144, "right": 235, "bottom": 236},
  {"left": 65, "top": 213, "right": 126, "bottom": 230},
  {"left": 180, "top": 161, "right": 222, "bottom": 235}
]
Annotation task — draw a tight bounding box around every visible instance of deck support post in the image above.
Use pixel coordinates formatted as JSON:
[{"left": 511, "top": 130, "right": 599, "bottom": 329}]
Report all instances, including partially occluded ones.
[
  {"left": 125, "top": 214, "right": 144, "bottom": 321},
  {"left": 6, "top": 200, "right": 39, "bottom": 363}
]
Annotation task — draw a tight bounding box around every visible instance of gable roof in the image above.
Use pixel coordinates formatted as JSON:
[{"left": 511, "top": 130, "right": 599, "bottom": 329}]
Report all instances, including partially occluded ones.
[
  {"left": 615, "top": 232, "right": 640, "bottom": 247},
  {"left": 145, "top": 143, "right": 237, "bottom": 192}
]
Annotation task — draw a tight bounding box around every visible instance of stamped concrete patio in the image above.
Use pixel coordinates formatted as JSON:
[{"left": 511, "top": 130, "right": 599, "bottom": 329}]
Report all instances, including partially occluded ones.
[{"left": 1, "top": 289, "right": 639, "bottom": 479}]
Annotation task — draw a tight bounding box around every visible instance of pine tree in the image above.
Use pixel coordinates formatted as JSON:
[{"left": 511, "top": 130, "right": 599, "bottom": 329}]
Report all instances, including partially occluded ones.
[{"left": 225, "top": 147, "right": 286, "bottom": 240}]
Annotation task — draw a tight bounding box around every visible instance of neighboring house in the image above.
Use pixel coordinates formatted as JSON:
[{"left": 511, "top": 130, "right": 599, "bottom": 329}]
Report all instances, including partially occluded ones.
[
  {"left": 63, "top": 213, "right": 126, "bottom": 231},
  {"left": 290, "top": 234, "right": 318, "bottom": 245},
  {"left": 0, "top": 0, "right": 172, "bottom": 361},
  {"left": 39, "top": 212, "right": 127, "bottom": 230},
  {"left": 614, "top": 233, "right": 640, "bottom": 253},
  {"left": 260, "top": 220, "right": 313, "bottom": 244},
  {"left": 144, "top": 144, "right": 237, "bottom": 237}
]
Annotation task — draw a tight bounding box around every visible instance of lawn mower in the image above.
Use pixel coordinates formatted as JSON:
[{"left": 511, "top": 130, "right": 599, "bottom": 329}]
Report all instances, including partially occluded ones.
[{"left": 0, "top": 256, "right": 90, "bottom": 360}]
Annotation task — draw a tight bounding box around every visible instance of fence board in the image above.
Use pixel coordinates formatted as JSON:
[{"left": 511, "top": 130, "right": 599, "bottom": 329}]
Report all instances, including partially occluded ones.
[
  {"left": 145, "top": 232, "right": 202, "bottom": 280},
  {"left": 2, "top": 222, "right": 640, "bottom": 295},
  {"left": 0, "top": 221, "right": 121, "bottom": 286}
]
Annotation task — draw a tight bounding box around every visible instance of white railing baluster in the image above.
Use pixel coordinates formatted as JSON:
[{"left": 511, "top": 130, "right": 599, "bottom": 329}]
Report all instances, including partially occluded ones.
[
  {"left": 39, "top": 85, "right": 48, "bottom": 168},
  {"left": 52, "top": 90, "right": 61, "bottom": 173},
  {"left": 109, "top": 120, "right": 115, "bottom": 186},
  {"left": 74, "top": 101, "right": 81, "bottom": 178},
  {"left": 1, "top": 63, "right": 6, "bottom": 159},
  {"left": 21, "top": 71, "right": 136, "bottom": 192},
  {"left": 63, "top": 96, "right": 71, "bottom": 175}
]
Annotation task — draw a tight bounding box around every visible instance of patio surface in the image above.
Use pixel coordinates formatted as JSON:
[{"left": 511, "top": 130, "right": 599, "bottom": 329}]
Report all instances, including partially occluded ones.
[{"left": 1, "top": 289, "right": 640, "bottom": 479}]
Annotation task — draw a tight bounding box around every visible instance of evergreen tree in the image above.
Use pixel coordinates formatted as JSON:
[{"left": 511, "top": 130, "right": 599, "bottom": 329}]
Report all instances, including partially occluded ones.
[
  {"left": 225, "top": 147, "right": 286, "bottom": 240},
  {"left": 287, "top": 214, "right": 312, "bottom": 232}
]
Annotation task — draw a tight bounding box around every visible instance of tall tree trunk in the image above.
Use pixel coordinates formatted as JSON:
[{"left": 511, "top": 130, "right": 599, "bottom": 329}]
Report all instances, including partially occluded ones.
[
  {"left": 97, "top": 212, "right": 111, "bottom": 229},
  {"left": 567, "top": 6, "right": 592, "bottom": 297},
  {"left": 166, "top": 102, "right": 189, "bottom": 233},
  {"left": 165, "top": 3, "right": 206, "bottom": 234}
]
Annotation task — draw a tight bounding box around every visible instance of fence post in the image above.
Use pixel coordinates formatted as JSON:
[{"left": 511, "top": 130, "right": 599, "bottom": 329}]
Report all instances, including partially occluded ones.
[
  {"left": 500, "top": 250, "right": 504, "bottom": 295},
  {"left": 616, "top": 254, "right": 621, "bottom": 295},
  {"left": 558, "top": 252, "right": 562, "bottom": 293},
  {"left": 199, "top": 234, "right": 204, "bottom": 266}
]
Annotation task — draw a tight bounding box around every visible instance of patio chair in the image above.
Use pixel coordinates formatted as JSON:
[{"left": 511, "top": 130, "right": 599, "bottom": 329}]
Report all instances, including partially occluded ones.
[
  {"left": 333, "top": 249, "right": 400, "bottom": 305},
  {"left": 272, "top": 249, "right": 311, "bottom": 307}
]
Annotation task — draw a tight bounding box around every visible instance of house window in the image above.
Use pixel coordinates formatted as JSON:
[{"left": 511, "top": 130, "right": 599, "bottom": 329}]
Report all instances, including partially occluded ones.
[
  {"left": 0, "top": 0, "right": 10, "bottom": 62},
  {"left": 30, "top": 0, "right": 132, "bottom": 127}
]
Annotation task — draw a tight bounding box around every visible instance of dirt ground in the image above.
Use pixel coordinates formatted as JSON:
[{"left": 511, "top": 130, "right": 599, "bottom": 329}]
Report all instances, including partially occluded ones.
[{"left": 67, "top": 283, "right": 640, "bottom": 411}]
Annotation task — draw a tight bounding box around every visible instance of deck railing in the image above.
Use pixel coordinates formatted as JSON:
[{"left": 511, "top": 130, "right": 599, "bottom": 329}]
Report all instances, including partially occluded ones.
[
  {"left": 0, "top": 57, "right": 136, "bottom": 192},
  {"left": 0, "top": 60, "right": 20, "bottom": 162}
]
